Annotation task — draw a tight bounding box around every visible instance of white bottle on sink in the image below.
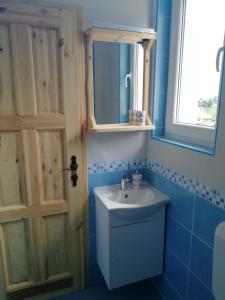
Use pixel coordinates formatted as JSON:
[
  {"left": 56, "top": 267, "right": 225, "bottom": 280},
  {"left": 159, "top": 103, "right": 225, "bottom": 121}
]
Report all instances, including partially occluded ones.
[{"left": 132, "top": 170, "right": 142, "bottom": 189}]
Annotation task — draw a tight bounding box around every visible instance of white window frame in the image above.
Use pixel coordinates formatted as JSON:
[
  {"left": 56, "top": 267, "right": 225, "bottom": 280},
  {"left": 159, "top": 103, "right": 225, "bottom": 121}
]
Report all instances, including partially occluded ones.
[
  {"left": 165, "top": 0, "right": 218, "bottom": 148},
  {"left": 130, "top": 44, "right": 144, "bottom": 111}
]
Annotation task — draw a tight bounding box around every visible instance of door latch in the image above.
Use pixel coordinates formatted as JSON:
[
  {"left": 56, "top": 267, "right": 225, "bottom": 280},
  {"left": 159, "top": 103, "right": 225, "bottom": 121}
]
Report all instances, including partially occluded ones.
[{"left": 63, "top": 155, "right": 78, "bottom": 187}]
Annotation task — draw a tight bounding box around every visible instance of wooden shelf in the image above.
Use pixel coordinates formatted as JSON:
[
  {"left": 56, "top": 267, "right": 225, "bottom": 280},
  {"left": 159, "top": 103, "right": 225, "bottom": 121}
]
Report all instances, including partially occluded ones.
[
  {"left": 87, "top": 115, "right": 155, "bottom": 133},
  {"left": 87, "top": 124, "right": 154, "bottom": 133}
]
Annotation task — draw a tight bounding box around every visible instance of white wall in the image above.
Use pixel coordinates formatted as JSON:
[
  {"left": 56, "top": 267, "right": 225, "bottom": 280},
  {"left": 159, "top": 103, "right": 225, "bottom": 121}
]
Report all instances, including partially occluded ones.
[
  {"left": 88, "top": 132, "right": 147, "bottom": 164},
  {"left": 44, "top": 0, "right": 154, "bottom": 165},
  {"left": 43, "top": 0, "right": 225, "bottom": 192},
  {"left": 44, "top": 0, "right": 153, "bottom": 29}
]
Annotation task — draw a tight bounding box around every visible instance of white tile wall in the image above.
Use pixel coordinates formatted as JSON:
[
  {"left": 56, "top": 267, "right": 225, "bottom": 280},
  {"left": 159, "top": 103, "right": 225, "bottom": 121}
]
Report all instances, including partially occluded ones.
[
  {"left": 148, "top": 116, "right": 225, "bottom": 194},
  {"left": 147, "top": 138, "right": 198, "bottom": 178},
  {"left": 44, "top": 0, "right": 153, "bottom": 29},
  {"left": 195, "top": 84, "right": 225, "bottom": 192},
  {"left": 87, "top": 132, "right": 147, "bottom": 164},
  {"left": 98, "top": 0, "right": 150, "bottom": 17}
]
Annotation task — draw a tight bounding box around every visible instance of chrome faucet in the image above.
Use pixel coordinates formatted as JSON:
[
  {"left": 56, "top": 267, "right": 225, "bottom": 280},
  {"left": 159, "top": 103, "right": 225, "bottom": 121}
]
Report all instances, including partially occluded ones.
[{"left": 121, "top": 174, "right": 129, "bottom": 191}]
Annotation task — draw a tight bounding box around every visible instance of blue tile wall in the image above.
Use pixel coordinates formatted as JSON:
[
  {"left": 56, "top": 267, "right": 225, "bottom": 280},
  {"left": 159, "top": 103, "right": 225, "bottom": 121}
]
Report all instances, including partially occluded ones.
[
  {"left": 147, "top": 167, "right": 225, "bottom": 299},
  {"left": 164, "top": 249, "right": 188, "bottom": 298},
  {"left": 154, "top": 275, "right": 183, "bottom": 300},
  {"left": 156, "top": 175, "right": 195, "bottom": 230},
  {"left": 156, "top": 17, "right": 171, "bottom": 56},
  {"left": 90, "top": 263, "right": 104, "bottom": 286},
  {"left": 153, "top": 93, "right": 167, "bottom": 128},
  {"left": 146, "top": 169, "right": 157, "bottom": 186},
  {"left": 193, "top": 196, "right": 225, "bottom": 247},
  {"left": 158, "top": 0, "right": 172, "bottom": 17},
  {"left": 151, "top": 0, "right": 172, "bottom": 138},
  {"left": 166, "top": 217, "right": 191, "bottom": 266},
  {"left": 88, "top": 157, "right": 225, "bottom": 297},
  {"left": 190, "top": 236, "right": 213, "bottom": 289},
  {"left": 187, "top": 273, "right": 215, "bottom": 300},
  {"left": 147, "top": 160, "right": 225, "bottom": 210}
]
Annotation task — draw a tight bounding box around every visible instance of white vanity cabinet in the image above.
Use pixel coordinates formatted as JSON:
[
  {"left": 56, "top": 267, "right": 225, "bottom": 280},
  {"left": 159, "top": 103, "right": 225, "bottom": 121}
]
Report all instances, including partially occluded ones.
[{"left": 94, "top": 184, "right": 169, "bottom": 289}]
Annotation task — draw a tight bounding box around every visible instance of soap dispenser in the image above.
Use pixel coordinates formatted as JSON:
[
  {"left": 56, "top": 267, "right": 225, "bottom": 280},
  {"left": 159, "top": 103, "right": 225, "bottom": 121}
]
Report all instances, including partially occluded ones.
[{"left": 132, "top": 169, "right": 142, "bottom": 189}]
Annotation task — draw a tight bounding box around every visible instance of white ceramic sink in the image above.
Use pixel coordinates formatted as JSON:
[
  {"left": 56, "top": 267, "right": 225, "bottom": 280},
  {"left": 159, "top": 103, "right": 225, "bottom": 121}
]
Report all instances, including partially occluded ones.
[{"left": 94, "top": 182, "right": 169, "bottom": 220}]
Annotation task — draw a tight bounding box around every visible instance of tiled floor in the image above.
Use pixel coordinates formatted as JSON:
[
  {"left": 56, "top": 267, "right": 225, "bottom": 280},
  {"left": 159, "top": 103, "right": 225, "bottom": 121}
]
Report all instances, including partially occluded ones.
[{"left": 53, "top": 280, "right": 163, "bottom": 300}]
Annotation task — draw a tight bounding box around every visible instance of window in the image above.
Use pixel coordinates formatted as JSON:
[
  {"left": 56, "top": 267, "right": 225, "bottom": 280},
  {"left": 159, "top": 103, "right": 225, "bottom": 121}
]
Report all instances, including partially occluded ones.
[{"left": 165, "top": 0, "right": 225, "bottom": 148}]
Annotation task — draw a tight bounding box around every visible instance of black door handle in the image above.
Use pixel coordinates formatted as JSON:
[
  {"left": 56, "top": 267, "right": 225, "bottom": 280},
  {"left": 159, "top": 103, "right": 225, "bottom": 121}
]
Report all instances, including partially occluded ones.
[{"left": 63, "top": 155, "right": 78, "bottom": 187}]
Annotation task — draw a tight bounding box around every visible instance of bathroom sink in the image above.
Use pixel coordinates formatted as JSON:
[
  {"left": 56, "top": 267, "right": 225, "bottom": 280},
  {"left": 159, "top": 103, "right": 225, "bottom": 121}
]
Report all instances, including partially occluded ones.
[{"left": 94, "top": 182, "right": 169, "bottom": 220}]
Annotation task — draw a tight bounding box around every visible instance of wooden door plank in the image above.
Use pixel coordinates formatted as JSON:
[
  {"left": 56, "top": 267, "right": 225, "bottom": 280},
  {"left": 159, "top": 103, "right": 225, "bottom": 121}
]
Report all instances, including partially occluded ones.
[
  {"left": 21, "top": 130, "right": 44, "bottom": 206},
  {"left": 0, "top": 2, "right": 61, "bottom": 18},
  {"left": 0, "top": 114, "right": 65, "bottom": 131},
  {"left": 60, "top": 9, "right": 86, "bottom": 290},
  {"left": 30, "top": 218, "right": 46, "bottom": 282},
  {"left": 1, "top": 220, "right": 33, "bottom": 285},
  {"left": 0, "top": 13, "right": 59, "bottom": 29},
  {"left": 0, "top": 132, "right": 22, "bottom": 207},
  {"left": 8, "top": 278, "right": 73, "bottom": 300},
  {"left": 10, "top": 24, "right": 37, "bottom": 116},
  {"left": 0, "top": 0, "right": 81, "bottom": 11},
  {"left": 32, "top": 28, "right": 62, "bottom": 114},
  {"left": 43, "top": 214, "right": 69, "bottom": 278},
  {"left": 39, "top": 131, "right": 65, "bottom": 202},
  {"left": 0, "top": 202, "right": 69, "bottom": 221},
  {"left": 0, "top": 25, "right": 15, "bottom": 114}
]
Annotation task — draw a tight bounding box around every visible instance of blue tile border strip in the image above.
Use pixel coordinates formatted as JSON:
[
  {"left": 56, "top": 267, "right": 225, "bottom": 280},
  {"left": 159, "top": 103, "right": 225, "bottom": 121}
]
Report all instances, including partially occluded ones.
[
  {"left": 88, "top": 158, "right": 225, "bottom": 211},
  {"left": 88, "top": 158, "right": 147, "bottom": 174},
  {"left": 147, "top": 159, "right": 225, "bottom": 210}
]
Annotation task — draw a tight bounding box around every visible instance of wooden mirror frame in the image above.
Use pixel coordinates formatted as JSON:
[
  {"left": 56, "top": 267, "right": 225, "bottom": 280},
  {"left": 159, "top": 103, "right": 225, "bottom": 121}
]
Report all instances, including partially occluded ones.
[{"left": 85, "top": 27, "right": 157, "bottom": 133}]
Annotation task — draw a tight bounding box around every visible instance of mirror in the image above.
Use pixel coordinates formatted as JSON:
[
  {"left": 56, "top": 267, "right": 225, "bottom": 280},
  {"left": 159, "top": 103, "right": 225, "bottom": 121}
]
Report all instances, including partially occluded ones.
[
  {"left": 86, "top": 28, "right": 156, "bottom": 132},
  {"left": 93, "top": 41, "right": 144, "bottom": 124}
]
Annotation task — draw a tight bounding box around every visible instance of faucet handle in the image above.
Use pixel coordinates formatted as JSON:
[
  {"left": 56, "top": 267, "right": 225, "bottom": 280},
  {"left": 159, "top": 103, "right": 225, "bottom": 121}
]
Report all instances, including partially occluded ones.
[{"left": 122, "top": 174, "right": 130, "bottom": 183}]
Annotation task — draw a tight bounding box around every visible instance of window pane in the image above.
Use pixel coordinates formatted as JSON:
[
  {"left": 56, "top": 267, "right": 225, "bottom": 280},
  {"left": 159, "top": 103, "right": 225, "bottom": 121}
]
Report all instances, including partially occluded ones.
[{"left": 176, "top": 0, "right": 225, "bottom": 128}]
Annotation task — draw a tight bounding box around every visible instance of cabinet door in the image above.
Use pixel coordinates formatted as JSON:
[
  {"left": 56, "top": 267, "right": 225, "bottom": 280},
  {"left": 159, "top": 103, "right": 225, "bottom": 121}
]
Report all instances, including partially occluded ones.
[
  {"left": 110, "top": 219, "right": 165, "bottom": 289},
  {"left": 0, "top": 2, "right": 86, "bottom": 299}
]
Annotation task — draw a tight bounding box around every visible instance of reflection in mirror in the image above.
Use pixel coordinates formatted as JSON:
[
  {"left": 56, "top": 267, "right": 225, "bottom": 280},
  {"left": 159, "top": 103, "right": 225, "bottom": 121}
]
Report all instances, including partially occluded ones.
[{"left": 93, "top": 41, "right": 144, "bottom": 124}]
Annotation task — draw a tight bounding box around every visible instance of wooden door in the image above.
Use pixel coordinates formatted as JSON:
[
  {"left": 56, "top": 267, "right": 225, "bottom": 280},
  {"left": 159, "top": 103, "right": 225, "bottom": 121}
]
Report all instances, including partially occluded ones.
[{"left": 0, "top": 1, "right": 87, "bottom": 299}]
